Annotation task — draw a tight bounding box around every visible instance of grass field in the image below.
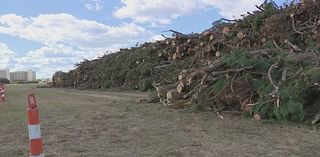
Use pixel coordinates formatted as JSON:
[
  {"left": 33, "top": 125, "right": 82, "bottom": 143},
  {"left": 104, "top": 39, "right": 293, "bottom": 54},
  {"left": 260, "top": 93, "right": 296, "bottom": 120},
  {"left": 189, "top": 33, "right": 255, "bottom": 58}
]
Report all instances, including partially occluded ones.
[{"left": 0, "top": 84, "right": 319, "bottom": 157}]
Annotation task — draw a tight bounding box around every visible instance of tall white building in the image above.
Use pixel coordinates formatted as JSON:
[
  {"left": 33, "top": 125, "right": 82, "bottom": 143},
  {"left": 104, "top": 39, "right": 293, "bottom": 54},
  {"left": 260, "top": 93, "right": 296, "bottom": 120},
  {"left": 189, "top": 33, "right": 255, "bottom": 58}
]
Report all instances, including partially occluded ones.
[
  {"left": 27, "top": 70, "right": 36, "bottom": 81},
  {"left": 0, "top": 69, "right": 10, "bottom": 80},
  {"left": 10, "top": 70, "right": 37, "bottom": 82}
]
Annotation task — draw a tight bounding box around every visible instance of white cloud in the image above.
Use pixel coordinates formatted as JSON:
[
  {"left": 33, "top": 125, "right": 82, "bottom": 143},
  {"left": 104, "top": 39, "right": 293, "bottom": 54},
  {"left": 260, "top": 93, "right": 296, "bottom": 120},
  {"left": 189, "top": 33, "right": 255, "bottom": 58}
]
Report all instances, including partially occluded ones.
[
  {"left": 85, "top": 0, "right": 103, "bottom": 11},
  {"left": 0, "top": 42, "right": 15, "bottom": 69},
  {"left": 201, "top": 0, "right": 264, "bottom": 18},
  {"left": 0, "top": 13, "right": 153, "bottom": 78},
  {"left": 150, "top": 34, "right": 165, "bottom": 42},
  {"left": 114, "top": 0, "right": 200, "bottom": 25},
  {"left": 0, "top": 13, "right": 151, "bottom": 50},
  {"left": 12, "top": 44, "right": 104, "bottom": 78},
  {"left": 114, "top": 0, "right": 264, "bottom": 25}
]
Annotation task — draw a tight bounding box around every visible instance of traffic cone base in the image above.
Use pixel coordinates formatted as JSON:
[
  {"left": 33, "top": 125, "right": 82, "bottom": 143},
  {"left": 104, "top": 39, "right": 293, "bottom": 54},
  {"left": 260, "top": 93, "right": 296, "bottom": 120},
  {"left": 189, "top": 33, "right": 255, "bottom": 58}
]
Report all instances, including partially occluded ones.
[{"left": 30, "top": 154, "right": 44, "bottom": 157}]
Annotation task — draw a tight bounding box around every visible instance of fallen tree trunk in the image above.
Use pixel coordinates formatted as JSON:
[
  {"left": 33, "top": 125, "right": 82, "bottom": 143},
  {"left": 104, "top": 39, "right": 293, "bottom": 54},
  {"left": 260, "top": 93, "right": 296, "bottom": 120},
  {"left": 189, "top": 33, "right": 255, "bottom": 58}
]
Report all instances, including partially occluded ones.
[
  {"left": 166, "top": 89, "right": 183, "bottom": 103},
  {"left": 153, "top": 84, "right": 177, "bottom": 102}
]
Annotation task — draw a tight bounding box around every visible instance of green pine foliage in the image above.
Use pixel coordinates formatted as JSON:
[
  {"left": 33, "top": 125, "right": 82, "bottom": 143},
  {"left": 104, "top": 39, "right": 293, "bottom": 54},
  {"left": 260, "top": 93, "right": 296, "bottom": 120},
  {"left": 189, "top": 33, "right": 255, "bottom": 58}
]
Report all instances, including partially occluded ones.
[
  {"left": 239, "top": 0, "right": 278, "bottom": 31},
  {"left": 138, "top": 78, "right": 153, "bottom": 92},
  {"left": 222, "top": 48, "right": 319, "bottom": 121},
  {"left": 223, "top": 49, "right": 272, "bottom": 71},
  {"left": 209, "top": 78, "right": 228, "bottom": 95}
]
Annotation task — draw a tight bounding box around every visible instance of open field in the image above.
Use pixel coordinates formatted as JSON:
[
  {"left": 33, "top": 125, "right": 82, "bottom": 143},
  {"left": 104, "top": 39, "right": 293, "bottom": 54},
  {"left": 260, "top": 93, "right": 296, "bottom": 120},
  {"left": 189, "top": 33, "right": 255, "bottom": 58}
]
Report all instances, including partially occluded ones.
[{"left": 0, "top": 84, "right": 320, "bottom": 157}]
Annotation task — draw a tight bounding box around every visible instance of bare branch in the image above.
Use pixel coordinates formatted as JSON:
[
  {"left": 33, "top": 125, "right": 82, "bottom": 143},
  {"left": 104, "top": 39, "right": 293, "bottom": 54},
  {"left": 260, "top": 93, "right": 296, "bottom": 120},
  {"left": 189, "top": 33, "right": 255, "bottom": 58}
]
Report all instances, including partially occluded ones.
[
  {"left": 290, "top": 14, "right": 304, "bottom": 35},
  {"left": 268, "top": 62, "right": 279, "bottom": 97},
  {"left": 284, "top": 39, "right": 303, "bottom": 52},
  {"left": 282, "top": 68, "right": 288, "bottom": 82}
]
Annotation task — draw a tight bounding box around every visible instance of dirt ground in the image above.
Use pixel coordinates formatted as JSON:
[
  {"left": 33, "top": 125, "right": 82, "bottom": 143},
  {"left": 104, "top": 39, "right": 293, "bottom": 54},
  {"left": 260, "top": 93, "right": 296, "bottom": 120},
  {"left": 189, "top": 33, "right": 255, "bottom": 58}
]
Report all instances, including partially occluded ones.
[{"left": 0, "top": 84, "right": 319, "bottom": 157}]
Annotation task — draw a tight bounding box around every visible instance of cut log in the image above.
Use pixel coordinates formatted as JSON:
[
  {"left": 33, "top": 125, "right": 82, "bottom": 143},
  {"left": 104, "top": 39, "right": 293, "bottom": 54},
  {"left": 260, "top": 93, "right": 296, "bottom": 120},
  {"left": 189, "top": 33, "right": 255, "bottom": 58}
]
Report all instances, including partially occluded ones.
[
  {"left": 187, "top": 70, "right": 206, "bottom": 86},
  {"left": 167, "top": 89, "right": 183, "bottom": 103},
  {"left": 178, "top": 69, "right": 193, "bottom": 81},
  {"left": 154, "top": 84, "right": 177, "bottom": 99},
  {"left": 223, "top": 27, "right": 230, "bottom": 36},
  {"left": 187, "top": 47, "right": 195, "bottom": 55},
  {"left": 237, "top": 31, "right": 245, "bottom": 39},
  {"left": 177, "top": 81, "right": 186, "bottom": 93},
  {"left": 172, "top": 53, "right": 178, "bottom": 60},
  {"left": 216, "top": 51, "right": 221, "bottom": 57},
  {"left": 172, "top": 52, "right": 181, "bottom": 60},
  {"left": 203, "top": 45, "right": 212, "bottom": 53},
  {"left": 166, "top": 99, "right": 192, "bottom": 109},
  {"left": 253, "top": 113, "right": 261, "bottom": 121},
  {"left": 176, "top": 46, "right": 181, "bottom": 53},
  {"left": 210, "top": 34, "right": 214, "bottom": 41}
]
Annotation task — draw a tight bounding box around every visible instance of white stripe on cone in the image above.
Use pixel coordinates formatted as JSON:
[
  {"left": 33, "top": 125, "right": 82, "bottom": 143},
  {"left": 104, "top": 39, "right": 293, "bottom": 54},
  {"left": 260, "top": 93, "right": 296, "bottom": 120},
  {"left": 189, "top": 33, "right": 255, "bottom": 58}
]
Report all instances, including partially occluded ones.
[
  {"left": 28, "top": 124, "right": 42, "bottom": 140},
  {"left": 30, "top": 153, "right": 44, "bottom": 157}
]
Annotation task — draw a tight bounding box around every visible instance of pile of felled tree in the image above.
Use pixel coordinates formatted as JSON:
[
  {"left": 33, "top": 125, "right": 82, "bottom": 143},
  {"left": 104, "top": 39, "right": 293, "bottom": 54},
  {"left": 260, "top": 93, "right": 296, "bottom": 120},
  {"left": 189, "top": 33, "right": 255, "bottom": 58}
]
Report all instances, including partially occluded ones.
[{"left": 53, "top": 0, "right": 320, "bottom": 122}]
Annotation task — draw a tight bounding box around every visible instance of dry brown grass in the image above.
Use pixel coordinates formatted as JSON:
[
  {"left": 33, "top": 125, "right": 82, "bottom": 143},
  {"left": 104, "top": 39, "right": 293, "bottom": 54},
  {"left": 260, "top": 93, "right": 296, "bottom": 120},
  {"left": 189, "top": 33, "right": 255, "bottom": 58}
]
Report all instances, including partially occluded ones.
[{"left": 0, "top": 84, "right": 319, "bottom": 157}]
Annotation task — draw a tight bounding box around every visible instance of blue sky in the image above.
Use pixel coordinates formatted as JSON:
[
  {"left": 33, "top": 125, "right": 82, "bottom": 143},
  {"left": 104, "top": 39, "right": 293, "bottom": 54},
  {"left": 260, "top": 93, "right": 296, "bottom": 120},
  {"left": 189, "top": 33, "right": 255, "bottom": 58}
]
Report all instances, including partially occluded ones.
[{"left": 0, "top": 0, "right": 286, "bottom": 78}]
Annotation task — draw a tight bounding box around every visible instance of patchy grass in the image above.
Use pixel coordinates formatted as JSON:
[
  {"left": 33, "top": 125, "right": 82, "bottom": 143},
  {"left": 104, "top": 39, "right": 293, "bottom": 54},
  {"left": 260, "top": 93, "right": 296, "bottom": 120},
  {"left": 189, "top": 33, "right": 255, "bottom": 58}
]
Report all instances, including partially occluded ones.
[{"left": 0, "top": 84, "right": 320, "bottom": 156}]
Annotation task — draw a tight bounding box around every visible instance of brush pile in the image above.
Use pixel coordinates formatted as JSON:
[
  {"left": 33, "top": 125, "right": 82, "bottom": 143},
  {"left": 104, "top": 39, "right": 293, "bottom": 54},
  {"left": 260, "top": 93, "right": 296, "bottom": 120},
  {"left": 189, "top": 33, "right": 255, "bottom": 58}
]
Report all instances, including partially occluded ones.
[{"left": 53, "top": 0, "right": 320, "bottom": 122}]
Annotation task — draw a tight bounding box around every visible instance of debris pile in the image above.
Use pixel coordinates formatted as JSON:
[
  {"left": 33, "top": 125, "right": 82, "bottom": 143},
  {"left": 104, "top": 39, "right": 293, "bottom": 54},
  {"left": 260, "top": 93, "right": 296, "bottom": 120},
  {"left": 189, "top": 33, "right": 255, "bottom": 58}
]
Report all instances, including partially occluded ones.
[{"left": 53, "top": 0, "right": 320, "bottom": 121}]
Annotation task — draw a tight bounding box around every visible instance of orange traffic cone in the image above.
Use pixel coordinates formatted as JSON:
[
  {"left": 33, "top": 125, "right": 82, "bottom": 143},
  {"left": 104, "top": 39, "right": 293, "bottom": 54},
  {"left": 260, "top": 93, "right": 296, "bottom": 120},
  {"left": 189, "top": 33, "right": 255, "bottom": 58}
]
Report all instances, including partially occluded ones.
[
  {"left": 27, "top": 94, "right": 44, "bottom": 157},
  {"left": 0, "top": 85, "right": 5, "bottom": 102}
]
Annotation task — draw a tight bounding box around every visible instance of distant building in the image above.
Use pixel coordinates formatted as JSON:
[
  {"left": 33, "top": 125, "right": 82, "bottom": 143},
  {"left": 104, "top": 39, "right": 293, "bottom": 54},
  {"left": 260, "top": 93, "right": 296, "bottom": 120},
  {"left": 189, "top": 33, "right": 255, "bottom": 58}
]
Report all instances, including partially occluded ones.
[
  {"left": 0, "top": 69, "right": 10, "bottom": 80},
  {"left": 10, "top": 70, "right": 36, "bottom": 82},
  {"left": 27, "top": 70, "right": 36, "bottom": 81}
]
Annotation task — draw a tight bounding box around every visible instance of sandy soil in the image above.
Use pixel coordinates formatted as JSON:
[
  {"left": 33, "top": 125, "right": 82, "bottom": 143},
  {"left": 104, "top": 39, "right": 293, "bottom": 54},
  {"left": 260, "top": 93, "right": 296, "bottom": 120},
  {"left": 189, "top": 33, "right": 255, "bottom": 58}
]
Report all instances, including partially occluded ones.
[{"left": 0, "top": 84, "right": 319, "bottom": 157}]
